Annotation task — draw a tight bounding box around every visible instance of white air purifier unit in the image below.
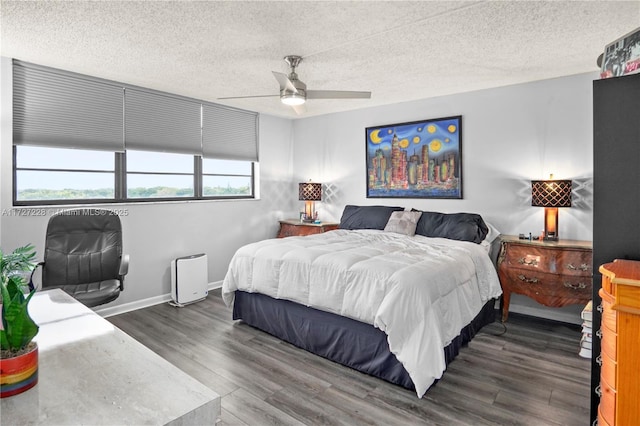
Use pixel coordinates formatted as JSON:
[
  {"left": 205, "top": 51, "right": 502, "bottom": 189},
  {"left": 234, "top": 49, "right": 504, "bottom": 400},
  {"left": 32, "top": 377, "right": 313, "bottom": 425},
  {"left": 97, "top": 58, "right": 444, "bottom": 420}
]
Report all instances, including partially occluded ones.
[{"left": 170, "top": 253, "right": 208, "bottom": 306}]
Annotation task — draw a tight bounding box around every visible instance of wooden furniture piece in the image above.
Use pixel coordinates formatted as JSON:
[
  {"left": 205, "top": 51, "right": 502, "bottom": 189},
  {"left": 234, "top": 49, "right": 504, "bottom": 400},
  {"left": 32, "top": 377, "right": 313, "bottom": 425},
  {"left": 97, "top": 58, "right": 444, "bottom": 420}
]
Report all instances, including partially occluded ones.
[
  {"left": 592, "top": 72, "right": 640, "bottom": 422},
  {"left": 597, "top": 260, "right": 640, "bottom": 426},
  {"left": 0, "top": 289, "right": 220, "bottom": 425},
  {"left": 277, "top": 219, "right": 339, "bottom": 238},
  {"left": 497, "top": 235, "right": 592, "bottom": 322}
]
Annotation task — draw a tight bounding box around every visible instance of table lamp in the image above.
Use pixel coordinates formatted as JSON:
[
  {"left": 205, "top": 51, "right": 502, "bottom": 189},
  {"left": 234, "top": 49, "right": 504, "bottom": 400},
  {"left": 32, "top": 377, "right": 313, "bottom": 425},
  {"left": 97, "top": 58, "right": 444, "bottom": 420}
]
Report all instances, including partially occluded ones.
[
  {"left": 531, "top": 175, "right": 572, "bottom": 241},
  {"left": 299, "top": 181, "right": 322, "bottom": 222}
]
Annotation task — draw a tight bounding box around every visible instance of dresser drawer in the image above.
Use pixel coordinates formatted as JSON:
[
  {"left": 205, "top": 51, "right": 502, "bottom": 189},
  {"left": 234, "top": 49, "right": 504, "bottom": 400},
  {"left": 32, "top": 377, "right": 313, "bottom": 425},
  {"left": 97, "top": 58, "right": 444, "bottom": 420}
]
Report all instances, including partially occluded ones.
[
  {"left": 601, "top": 300, "right": 618, "bottom": 334},
  {"left": 278, "top": 223, "right": 319, "bottom": 237},
  {"left": 601, "top": 351, "right": 617, "bottom": 389},
  {"left": 599, "top": 406, "right": 613, "bottom": 426},
  {"left": 499, "top": 268, "right": 591, "bottom": 300},
  {"left": 503, "top": 244, "right": 550, "bottom": 270},
  {"left": 601, "top": 322, "right": 618, "bottom": 360},
  {"left": 277, "top": 222, "right": 338, "bottom": 238},
  {"left": 502, "top": 244, "right": 591, "bottom": 276},
  {"left": 557, "top": 249, "right": 592, "bottom": 276},
  {"left": 599, "top": 381, "right": 617, "bottom": 426}
]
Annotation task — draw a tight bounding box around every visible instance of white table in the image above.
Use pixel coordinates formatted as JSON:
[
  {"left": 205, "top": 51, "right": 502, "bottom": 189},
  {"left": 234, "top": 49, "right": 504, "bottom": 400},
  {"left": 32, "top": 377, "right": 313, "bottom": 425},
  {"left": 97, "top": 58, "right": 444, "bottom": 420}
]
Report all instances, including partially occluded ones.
[{"left": 0, "top": 289, "right": 220, "bottom": 425}]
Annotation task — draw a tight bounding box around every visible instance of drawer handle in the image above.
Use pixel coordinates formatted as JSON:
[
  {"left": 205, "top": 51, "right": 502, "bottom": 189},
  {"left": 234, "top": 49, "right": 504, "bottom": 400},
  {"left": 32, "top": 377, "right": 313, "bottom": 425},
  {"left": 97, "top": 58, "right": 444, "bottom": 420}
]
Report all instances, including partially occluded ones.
[
  {"left": 567, "top": 263, "right": 590, "bottom": 272},
  {"left": 597, "top": 303, "right": 603, "bottom": 313},
  {"left": 595, "top": 385, "right": 602, "bottom": 398},
  {"left": 596, "top": 355, "right": 602, "bottom": 366},
  {"left": 517, "top": 274, "right": 539, "bottom": 284},
  {"left": 518, "top": 257, "right": 538, "bottom": 266},
  {"left": 596, "top": 328, "right": 603, "bottom": 339},
  {"left": 563, "top": 282, "right": 587, "bottom": 290}
]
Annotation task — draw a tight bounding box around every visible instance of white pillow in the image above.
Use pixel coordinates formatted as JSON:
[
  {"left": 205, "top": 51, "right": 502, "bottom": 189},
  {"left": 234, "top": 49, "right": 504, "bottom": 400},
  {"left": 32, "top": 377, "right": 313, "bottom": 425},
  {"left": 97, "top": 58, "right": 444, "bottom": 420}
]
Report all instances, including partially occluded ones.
[
  {"left": 480, "top": 222, "right": 501, "bottom": 248},
  {"left": 384, "top": 211, "right": 422, "bottom": 236}
]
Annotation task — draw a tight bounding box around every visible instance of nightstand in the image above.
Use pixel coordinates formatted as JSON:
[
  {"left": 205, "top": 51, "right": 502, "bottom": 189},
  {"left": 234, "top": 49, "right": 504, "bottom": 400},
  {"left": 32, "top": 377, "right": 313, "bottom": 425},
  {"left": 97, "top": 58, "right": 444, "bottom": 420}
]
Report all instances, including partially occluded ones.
[
  {"left": 277, "top": 219, "right": 340, "bottom": 238},
  {"left": 497, "top": 235, "right": 592, "bottom": 322}
]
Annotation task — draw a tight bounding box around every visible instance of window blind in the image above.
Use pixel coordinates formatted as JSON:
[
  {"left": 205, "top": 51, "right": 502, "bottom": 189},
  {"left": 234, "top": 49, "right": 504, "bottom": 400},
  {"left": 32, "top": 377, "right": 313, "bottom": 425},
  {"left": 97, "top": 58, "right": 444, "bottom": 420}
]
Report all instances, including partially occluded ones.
[
  {"left": 202, "top": 103, "right": 259, "bottom": 161},
  {"left": 13, "top": 60, "right": 124, "bottom": 151},
  {"left": 13, "top": 60, "right": 259, "bottom": 160},
  {"left": 124, "top": 88, "right": 202, "bottom": 155}
]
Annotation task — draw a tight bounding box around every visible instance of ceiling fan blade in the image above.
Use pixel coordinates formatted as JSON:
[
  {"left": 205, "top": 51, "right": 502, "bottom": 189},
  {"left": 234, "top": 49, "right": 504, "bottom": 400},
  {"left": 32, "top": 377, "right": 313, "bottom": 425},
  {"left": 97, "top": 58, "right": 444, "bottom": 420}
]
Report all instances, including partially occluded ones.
[
  {"left": 272, "top": 71, "right": 298, "bottom": 93},
  {"left": 306, "top": 90, "right": 371, "bottom": 99},
  {"left": 219, "top": 94, "right": 306, "bottom": 114},
  {"left": 291, "top": 103, "right": 307, "bottom": 115},
  {"left": 217, "top": 94, "right": 279, "bottom": 100}
]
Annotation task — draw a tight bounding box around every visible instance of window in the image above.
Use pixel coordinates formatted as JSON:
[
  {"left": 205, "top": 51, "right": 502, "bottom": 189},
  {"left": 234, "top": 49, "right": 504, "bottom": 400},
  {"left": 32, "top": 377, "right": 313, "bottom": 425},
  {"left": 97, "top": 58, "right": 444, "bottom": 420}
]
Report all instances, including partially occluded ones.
[
  {"left": 14, "top": 146, "right": 116, "bottom": 202},
  {"left": 202, "top": 158, "right": 253, "bottom": 197},
  {"left": 12, "top": 60, "right": 258, "bottom": 206},
  {"left": 13, "top": 146, "right": 255, "bottom": 205},
  {"left": 126, "top": 150, "right": 194, "bottom": 199}
]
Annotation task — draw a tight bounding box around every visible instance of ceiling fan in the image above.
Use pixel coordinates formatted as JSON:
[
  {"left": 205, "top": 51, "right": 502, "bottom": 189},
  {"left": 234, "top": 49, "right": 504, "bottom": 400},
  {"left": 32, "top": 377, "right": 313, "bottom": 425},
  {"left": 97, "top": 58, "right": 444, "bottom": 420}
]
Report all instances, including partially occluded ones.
[{"left": 218, "top": 55, "right": 371, "bottom": 114}]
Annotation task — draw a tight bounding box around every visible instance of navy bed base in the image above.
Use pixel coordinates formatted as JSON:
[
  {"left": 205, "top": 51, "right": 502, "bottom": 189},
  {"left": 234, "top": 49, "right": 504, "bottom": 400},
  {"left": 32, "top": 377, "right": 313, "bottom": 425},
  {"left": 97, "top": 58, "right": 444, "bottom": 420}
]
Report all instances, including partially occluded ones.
[{"left": 233, "top": 290, "right": 497, "bottom": 392}]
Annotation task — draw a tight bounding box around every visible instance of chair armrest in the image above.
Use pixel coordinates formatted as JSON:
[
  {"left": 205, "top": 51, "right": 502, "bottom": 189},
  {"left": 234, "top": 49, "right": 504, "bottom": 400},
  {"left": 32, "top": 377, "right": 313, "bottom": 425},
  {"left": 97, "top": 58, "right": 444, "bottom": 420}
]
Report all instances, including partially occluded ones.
[
  {"left": 29, "top": 261, "right": 45, "bottom": 292},
  {"left": 118, "top": 254, "right": 129, "bottom": 291},
  {"left": 119, "top": 254, "right": 130, "bottom": 276}
]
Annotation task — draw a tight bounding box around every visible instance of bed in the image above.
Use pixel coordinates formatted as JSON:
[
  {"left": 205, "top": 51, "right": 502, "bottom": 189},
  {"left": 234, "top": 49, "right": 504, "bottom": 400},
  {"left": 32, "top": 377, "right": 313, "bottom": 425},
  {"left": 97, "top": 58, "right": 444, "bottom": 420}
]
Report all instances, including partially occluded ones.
[{"left": 222, "top": 206, "right": 502, "bottom": 397}]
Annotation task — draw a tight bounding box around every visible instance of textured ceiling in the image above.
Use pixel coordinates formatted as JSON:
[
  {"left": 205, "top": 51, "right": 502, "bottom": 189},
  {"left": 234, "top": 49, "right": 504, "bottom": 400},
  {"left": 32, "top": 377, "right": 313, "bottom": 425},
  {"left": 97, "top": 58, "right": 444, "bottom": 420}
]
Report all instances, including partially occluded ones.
[{"left": 1, "top": 1, "right": 639, "bottom": 119}]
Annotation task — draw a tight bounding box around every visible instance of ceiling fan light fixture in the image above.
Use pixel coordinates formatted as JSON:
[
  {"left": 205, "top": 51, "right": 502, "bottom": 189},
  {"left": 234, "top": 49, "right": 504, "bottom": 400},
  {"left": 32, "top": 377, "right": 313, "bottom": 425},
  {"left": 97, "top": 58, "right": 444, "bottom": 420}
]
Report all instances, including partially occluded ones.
[
  {"left": 219, "top": 55, "right": 371, "bottom": 112},
  {"left": 281, "top": 92, "right": 306, "bottom": 106}
]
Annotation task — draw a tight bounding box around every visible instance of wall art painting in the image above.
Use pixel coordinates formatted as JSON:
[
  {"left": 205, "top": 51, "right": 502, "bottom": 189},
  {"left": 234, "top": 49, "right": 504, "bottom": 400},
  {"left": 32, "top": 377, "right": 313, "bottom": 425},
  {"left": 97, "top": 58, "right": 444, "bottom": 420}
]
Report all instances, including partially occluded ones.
[
  {"left": 600, "top": 27, "right": 640, "bottom": 78},
  {"left": 366, "top": 115, "right": 462, "bottom": 199}
]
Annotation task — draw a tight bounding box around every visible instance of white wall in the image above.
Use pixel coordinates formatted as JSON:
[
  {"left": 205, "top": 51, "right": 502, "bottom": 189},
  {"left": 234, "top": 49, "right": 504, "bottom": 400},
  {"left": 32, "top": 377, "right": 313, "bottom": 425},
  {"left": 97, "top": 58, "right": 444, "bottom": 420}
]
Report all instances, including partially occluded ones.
[
  {"left": 0, "top": 56, "right": 296, "bottom": 314},
  {"left": 291, "top": 72, "right": 596, "bottom": 323}
]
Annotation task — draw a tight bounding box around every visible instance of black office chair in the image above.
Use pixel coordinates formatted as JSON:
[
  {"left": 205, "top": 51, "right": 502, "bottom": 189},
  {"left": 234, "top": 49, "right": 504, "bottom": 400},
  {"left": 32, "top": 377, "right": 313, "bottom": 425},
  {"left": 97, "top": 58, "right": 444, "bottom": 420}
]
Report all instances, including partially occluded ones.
[{"left": 31, "top": 208, "right": 129, "bottom": 307}]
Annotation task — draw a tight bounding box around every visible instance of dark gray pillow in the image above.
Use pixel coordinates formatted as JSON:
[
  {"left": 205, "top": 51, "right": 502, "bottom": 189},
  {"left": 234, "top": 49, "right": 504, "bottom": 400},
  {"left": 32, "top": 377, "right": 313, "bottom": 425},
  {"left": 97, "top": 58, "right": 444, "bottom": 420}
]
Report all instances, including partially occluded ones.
[
  {"left": 412, "top": 210, "right": 489, "bottom": 244},
  {"left": 339, "top": 205, "right": 405, "bottom": 230}
]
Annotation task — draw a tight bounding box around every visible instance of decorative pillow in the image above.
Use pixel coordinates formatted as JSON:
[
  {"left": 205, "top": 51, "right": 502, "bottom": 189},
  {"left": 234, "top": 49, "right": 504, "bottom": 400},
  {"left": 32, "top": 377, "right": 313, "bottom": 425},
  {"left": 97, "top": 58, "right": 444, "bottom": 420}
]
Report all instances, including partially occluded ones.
[
  {"left": 481, "top": 222, "right": 501, "bottom": 246},
  {"left": 339, "top": 205, "right": 405, "bottom": 230},
  {"left": 412, "top": 210, "right": 489, "bottom": 243},
  {"left": 384, "top": 211, "right": 422, "bottom": 236}
]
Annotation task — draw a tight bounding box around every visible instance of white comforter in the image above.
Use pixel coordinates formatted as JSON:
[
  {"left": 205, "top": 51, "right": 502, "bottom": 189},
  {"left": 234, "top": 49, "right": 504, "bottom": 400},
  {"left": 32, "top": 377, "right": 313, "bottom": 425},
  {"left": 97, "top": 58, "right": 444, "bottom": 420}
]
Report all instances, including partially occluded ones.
[{"left": 222, "top": 229, "right": 502, "bottom": 397}]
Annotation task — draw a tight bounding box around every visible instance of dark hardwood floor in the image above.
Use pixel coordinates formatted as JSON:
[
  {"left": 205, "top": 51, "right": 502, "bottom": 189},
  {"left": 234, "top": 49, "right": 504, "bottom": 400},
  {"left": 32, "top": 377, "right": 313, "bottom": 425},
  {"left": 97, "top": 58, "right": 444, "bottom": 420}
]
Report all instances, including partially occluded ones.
[{"left": 108, "top": 289, "right": 590, "bottom": 425}]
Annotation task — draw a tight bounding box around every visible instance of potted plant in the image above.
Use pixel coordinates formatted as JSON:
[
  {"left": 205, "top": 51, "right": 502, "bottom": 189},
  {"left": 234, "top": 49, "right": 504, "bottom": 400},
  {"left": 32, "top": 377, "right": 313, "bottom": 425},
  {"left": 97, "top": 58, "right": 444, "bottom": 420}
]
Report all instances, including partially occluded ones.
[{"left": 0, "top": 244, "right": 39, "bottom": 398}]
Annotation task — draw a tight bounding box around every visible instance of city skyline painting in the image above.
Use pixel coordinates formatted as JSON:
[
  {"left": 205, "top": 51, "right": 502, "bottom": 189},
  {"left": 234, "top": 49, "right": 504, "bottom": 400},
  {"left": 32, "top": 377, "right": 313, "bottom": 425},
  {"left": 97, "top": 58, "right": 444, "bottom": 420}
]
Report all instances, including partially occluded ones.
[{"left": 366, "top": 115, "right": 462, "bottom": 199}]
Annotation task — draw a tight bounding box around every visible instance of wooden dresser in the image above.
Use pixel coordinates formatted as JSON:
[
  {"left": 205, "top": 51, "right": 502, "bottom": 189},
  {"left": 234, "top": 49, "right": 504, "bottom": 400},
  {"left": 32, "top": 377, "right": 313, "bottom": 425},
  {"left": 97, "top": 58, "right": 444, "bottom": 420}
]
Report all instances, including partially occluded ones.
[
  {"left": 597, "top": 260, "right": 640, "bottom": 426},
  {"left": 277, "top": 219, "right": 339, "bottom": 238},
  {"left": 497, "top": 235, "right": 592, "bottom": 322}
]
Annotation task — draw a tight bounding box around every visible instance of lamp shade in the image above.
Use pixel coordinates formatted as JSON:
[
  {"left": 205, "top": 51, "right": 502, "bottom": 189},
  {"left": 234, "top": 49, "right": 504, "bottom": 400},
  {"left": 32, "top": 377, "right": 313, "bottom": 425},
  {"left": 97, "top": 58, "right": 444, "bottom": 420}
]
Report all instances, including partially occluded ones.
[
  {"left": 531, "top": 180, "right": 572, "bottom": 207},
  {"left": 299, "top": 182, "right": 322, "bottom": 201},
  {"left": 281, "top": 92, "right": 306, "bottom": 106}
]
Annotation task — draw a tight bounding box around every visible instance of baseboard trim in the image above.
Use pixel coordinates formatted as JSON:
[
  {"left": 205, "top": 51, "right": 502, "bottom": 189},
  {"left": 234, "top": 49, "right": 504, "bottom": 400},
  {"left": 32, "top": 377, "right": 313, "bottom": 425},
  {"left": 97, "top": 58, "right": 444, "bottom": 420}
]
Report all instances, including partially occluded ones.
[
  {"left": 508, "top": 304, "right": 582, "bottom": 325},
  {"left": 95, "top": 280, "right": 223, "bottom": 318},
  {"left": 504, "top": 310, "right": 582, "bottom": 330}
]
